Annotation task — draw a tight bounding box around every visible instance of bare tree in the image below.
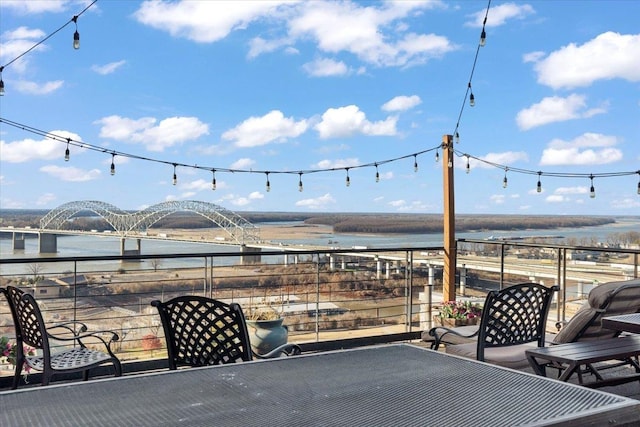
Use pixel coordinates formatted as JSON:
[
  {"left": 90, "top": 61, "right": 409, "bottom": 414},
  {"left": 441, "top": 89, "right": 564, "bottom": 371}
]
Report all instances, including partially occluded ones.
[
  {"left": 26, "top": 263, "right": 43, "bottom": 282},
  {"left": 150, "top": 259, "right": 162, "bottom": 272}
]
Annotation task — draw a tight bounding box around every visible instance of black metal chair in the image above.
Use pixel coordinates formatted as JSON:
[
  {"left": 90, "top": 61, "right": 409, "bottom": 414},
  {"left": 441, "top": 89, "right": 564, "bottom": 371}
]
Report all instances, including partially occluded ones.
[
  {"left": 428, "top": 283, "right": 558, "bottom": 369},
  {"left": 151, "top": 295, "right": 301, "bottom": 370},
  {"left": 1, "top": 286, "right": 122, "bottom": 389}
]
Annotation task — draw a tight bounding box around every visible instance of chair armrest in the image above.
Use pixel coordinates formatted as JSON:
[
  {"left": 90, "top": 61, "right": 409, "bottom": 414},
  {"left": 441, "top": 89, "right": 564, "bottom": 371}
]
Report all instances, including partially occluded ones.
[
  {"left": 428, "top": 326, "right": 479, "bottom": 351},
  {"left": 47, "top": 324, "right": 120, "bottom": 353},
  {"left": 253, "top": 343, "right": 302, "bottom": 359}
]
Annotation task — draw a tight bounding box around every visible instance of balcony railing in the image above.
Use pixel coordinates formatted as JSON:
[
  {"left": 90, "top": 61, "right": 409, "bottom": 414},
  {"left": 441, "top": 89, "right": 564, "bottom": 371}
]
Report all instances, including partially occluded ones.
[{"left": 1, "top": 240, "right": 638, "bottom": 382}]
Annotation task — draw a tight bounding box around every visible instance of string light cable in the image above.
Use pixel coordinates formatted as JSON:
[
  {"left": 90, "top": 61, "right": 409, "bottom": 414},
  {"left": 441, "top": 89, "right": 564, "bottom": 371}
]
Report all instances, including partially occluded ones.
[
  {"left": 0, "top": 116, "right": 441, "bottom": 188},
  {"left": 0, "top": 0, "right": 98, "bottom": 95}
]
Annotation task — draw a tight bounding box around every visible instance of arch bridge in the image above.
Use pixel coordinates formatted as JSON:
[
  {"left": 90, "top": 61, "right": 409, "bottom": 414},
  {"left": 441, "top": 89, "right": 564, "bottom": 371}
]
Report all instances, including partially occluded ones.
[{"left": 38, "top": 200, "right": 260, "bottom": 245}]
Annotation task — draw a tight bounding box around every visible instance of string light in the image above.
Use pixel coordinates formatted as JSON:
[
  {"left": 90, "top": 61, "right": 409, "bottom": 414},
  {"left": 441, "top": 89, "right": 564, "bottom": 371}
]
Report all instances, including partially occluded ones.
[
  {"left": 637, "top": 172, "right": 640, "bottom": 195},
  {"left": 211, "top": 169, "right": 216, "bottom": 190},
  {"left": 0, "top": 1, "right": 97, "bottom": 97},
  {"left": 298, "top": 172, "right": 304, "bottom": 192},
  {"left": 72, "top": 16, "right": 80, "bottom": 50},
  {"left": 468, "top": 83, "right": 475, "bottom": 107},
  {"left": 465, "top": 155, "right": 470, "bottom": 174},
  {"left": 64, "top": 139, "right": 70, "bottom": 161},
  {"left": 265, "top": 172, "right": 271, "bottom": 192},
  {"left": 480, "top": 29, "right": 486, "bottom": 47},
  {"left": 172, "top": 164, "right": 177, "bottom": 185},
  {"left": 413, "top": 155, "right": 418, "bottom": 172},
  {"left": 455, "top": 132, "right": 460, "bottom": 144},
  {"left": 503, "top": 168, "right": 508, "bottom": 188},
  {"left": 110, "top": 153, "right": 116, "bottom": 175},
  {"left": 435, "top": 150, "right": 440, "bottom": 163},
  {"left": 537, "top": 172, "right": 542, "bottom": 193},
  {"left": 375, "top": 164, "right": 380, "bottom": 183},
  {"left": 589, "top": 175, "right": 596, "bottom": 199},
  {"left": 345, "top": 168, "right": 351, "bottom": 187}
]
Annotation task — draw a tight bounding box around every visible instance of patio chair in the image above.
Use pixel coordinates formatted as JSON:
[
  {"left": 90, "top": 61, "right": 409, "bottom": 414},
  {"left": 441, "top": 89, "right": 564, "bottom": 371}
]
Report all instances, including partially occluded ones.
[
  {"left": 1, "top": 286, "right": 122, "bottom": 389},
  {"left": 151, "top": 295, "right": 301, "bottom": 369},
  {"left": 428, "top": 282, "right": 558, "bottom": 369}
]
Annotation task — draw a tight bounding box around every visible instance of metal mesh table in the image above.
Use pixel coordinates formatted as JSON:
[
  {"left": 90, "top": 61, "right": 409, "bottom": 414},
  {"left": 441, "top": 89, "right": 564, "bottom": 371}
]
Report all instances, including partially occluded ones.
[
  {"left": 1, "top": 344, "right": 638, "bottom": 426},
  {"left": 603, "top": 313, "right": 640, "bottom": 334}
]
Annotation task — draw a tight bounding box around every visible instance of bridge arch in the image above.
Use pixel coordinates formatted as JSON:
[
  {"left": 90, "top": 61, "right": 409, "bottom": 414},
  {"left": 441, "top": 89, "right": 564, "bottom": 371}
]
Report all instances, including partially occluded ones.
[{"left": 39, "top": 200, "right": 259, "bottom": 244}]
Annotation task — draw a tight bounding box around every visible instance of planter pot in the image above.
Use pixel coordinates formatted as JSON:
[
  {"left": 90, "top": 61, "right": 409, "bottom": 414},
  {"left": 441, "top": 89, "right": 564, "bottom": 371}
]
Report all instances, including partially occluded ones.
[
  {"left": 246, "top": 318, "right": 288, "bottom": 355},
  {"left": 433, "top": 316, "right": 479, "bottom": 327}
]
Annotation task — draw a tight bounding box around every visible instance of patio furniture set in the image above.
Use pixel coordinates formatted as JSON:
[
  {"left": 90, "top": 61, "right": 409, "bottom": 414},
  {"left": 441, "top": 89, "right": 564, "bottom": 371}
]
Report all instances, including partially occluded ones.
[{"left": 1, "top": 278, "right": 640, "bottom": 425}]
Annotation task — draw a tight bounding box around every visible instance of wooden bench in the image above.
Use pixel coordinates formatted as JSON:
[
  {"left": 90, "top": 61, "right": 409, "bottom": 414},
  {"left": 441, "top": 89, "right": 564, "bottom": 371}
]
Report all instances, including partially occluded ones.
[{"left": 526, "top": 335, "right": 640, "bottom": 388}]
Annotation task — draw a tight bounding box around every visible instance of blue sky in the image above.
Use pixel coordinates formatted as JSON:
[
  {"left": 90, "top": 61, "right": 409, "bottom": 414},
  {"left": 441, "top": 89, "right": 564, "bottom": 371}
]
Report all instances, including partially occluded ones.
[{"left": 1, "top": 0, "right": 639, "bottom": 215}]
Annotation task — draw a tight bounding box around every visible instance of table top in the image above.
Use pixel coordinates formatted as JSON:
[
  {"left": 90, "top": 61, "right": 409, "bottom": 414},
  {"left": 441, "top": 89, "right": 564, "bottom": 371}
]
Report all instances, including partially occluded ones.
[
  {"left": 602, "top": 312, "right": 640, "bottom": 334},
  {"left": 1, "top": 344, "right": 639, "bottom": 427}
]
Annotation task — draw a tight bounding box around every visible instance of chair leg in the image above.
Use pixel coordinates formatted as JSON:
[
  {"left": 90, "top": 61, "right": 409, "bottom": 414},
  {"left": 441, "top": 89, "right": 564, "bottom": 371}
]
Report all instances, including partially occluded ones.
[
  {"left": 11, "top": 362, "right": 23, "bottom": 390},
  {"left": 82, "top": 370, "right": 90, "bottom": 381},
  {"left": 113, "top": 358, "right": 123, "bottom": 377}
]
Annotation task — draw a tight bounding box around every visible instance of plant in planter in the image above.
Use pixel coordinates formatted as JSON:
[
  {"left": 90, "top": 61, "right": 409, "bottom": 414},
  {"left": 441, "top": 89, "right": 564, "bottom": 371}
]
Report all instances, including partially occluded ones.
[
  {"left": 434, "top": 300, "right": 482, "bottom": 327},
  {"left": 1, "top": 336, "right": 36, "bottom": 382},
  {"left": 245, "top": 307, "right": 288, "bottom": 355}
]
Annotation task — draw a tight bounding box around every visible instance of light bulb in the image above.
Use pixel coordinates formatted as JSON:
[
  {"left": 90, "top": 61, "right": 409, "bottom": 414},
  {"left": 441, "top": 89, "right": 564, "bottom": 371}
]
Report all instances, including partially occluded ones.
[
  {"left": 73, "top": 31, "right": 80, "bottom": 49},
  {"left": 503, "top": 176, "right": 508, "bottom": 188},
  {"left": 110, "top": 155, "right": 116, "bottom": 175},
  {"left": 172, "top": 164, "right": 177, "bottom": 185},
  {"left": 211, "top": 174, "right": 216, "bottom": 191},
  {"left": 375, "top": 168, "right": 380, "bottom": 183},
  {"left": 465, "top": 158, "right": 470, "bottom": 174},
  {"left": 345, "top": 169, "right": 350, "bottom": 187},
  {"left": 298, "top": 173, "right": 303, "bottom": 192},
  {"left": 536, "top": 175, "right": 542, "bottom": 193},
  {"left": 589, "top": 176, "right": 595, "bottom": 198},
  {"left": 266, "top": 180, "right": 271, "bottom": 192},
  {"left": 435, "top": 151, "right": 439, "bottom": 162},
  {"left": 637, "top": 180, "right": 640, "bottom": 195},
  {"left": 0, "top": 79, "right": 4, "bottom": 96},
  {"left": 480, "top": 30, "right": 486, "bottom": 47},
  {"left": 64, "top": 146, "right": 70, "bottom": 161},
  {"left": 469, "top": 93, "right": 475, "bottom": 107},
  {"left": 413, "top": 156, "right": 418, "bottom": 172},
  {"left": 447, "top": 160, "right": 453, "bottom": 168},
  {"left": 455, "top": 132, "right": 460, "bottom": 144}
]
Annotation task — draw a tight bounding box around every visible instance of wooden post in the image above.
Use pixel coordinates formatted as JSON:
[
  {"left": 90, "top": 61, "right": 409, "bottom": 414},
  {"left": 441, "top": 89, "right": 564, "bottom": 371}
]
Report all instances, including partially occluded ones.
[{"left": 442, "top": 134, "right": 456, "bottom": 302}]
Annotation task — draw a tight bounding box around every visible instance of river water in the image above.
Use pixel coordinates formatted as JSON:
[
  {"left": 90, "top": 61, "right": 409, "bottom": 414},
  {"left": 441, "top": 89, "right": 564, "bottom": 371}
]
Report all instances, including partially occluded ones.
[{"left": 1, "top": 217, "right": 638, "bottom": 276}]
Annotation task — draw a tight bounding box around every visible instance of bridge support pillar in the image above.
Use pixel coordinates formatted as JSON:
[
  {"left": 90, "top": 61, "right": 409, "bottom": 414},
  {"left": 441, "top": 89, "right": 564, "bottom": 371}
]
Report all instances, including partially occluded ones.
[
  {"left": 240, "top": 245, "right": 261, "bottom": 264},
  {"left": 329, "top": 255, "right": 335, "bottom": 271},
  {"left": 39, "top": 232, "right": 57, "bottom": 253},
  {"left": 376, "top": 257, "right": 381, "bottom": 279},
  {"left": 12, "top": 232, "right": 25, "bottom": 250},
  {"left": 121, "top": 238, "right": 142, "bottom": 258}
]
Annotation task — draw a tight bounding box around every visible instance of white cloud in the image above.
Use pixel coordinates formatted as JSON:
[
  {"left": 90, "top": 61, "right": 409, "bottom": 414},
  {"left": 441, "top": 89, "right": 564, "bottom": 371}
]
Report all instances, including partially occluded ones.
[
  {"left": 248, "top": 191, "right": 264, "bottom": 200},
  {"left": 0, "top": 26, "right": 47, "bottom": 73},
  {"left": 388, "top": 200, "right": 406, "bottom": 208},
  {"left": 180, "top": 179, "right": 210, "bottom": 192},
  {"left": 295, "top": 193, "right": 336, "bottom": 209},
  {"left": 222, "top": 110, "right": 308, "bottom": 148},
  {"left": 135, "top": 1, "right": 454, "bottom": 68},
  {"left": 611, "top": 198, "right": 640, "bottom": 209},
  {"left": 516, "top": 94, "right": 606, "bottom": 130},
  {"left": 0, "top": 131, "right": 84, "bottom": 163},
  {"left": 554, "top": 186, "right": 588, "bottom": 195},
  {"left": 40, "top": 165, "right": 101, "bottom": 182},
  {"left": 533, "top": 32, "right": 640, "bottom": 89},
  {"left": 14, "top": 80, "right": 64, "bottom": 95},
  {"left": 92, "top": 60, "right": 127, "bottom": 75},
  {"left": 36, "top": 193, "right": 57, "bottom": 206},
  {"left": 134, "top": 1, "right": 292, "bottom": 43},
  {"left": 303, "top": 58, "right": 349, "bottom": 77},
  {"left": 230, "top": 158, "right": 256, "bottom": 169},
  {"left": 467, "top": 151, "right": 529, "bottom": 170},
  {"left": 540, "top": 133, "right": 622, "bottom": 166},
  {"left": 95, "top": 115, "right": 209, "bottom": 152},
  {"left": 313, "top": 158, "right": 359, "bottom": 169},
  {"left": 381, "top": 95, "right": 421, "bottom": 112},
  {"left": 314, "top": 105, "right": 397, "bottom": 139},
  {"left": 1, "top": 1, "right": 68, "bottom": 13},
  {"left": 490, "top": 194, "right": 506, "bottom": 204},
  {"left": 466, "top": 3, "right": 535, "bottom": 28},
  {"left": 545, "top": 195, "right": 567, "bottom": 203}
]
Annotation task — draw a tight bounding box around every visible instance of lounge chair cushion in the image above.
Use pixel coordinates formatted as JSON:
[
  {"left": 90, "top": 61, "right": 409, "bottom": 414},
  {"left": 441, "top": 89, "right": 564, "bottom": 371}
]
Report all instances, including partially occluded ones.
[
  {"left": 553, "top": 278, "right": 640, "bottom": 344},
  {"left": 445, "top": 333, "right": 557, "bottom": 370}
]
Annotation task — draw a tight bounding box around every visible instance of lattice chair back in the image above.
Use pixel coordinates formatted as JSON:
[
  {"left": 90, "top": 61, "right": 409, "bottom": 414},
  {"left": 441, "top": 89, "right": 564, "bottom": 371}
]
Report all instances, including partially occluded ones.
[
  {"left": 477, "top": 283, "right": 558, "bottom": 361},
  {"left": 152, "top": 296, "right": 253, "bottom": 369},
  {"left": 3, "top": 286, "right": 51, "bottom": 361}
]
